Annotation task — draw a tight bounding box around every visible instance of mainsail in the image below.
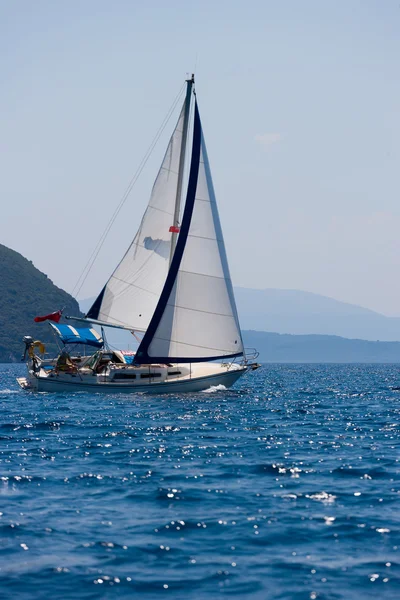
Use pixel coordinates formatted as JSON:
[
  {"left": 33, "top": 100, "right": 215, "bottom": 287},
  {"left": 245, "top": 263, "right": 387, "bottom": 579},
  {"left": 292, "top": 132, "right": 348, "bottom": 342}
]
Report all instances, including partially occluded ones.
[
  {"left": 86, "top": 105, "right": 186, "bottom": 331},
  {"left": 135, "top": 101, "right": 244, "bottom": 363},
  {"left": 86, "top": 80, "right": 243, "bottom": 364}
]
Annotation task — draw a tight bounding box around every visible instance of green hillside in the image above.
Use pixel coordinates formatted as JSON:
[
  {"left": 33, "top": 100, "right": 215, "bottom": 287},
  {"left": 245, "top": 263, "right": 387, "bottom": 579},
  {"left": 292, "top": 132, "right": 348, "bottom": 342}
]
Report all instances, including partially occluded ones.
[{"left": 0, "top": 244, "right": 83, "bottom": 362}]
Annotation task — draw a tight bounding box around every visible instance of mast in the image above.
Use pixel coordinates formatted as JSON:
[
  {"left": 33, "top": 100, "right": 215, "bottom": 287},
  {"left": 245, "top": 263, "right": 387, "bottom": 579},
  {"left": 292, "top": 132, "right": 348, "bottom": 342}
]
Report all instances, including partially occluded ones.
[{"left": 169, "top": 74, "right": 194, "bottom": 266}]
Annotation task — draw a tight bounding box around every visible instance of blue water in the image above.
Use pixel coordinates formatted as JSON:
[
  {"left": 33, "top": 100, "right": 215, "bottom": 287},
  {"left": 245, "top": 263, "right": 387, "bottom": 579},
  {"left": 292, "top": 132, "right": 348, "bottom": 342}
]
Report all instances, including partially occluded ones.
[{"left": 0, "top": 363, "right": 399, "bottom": 599}]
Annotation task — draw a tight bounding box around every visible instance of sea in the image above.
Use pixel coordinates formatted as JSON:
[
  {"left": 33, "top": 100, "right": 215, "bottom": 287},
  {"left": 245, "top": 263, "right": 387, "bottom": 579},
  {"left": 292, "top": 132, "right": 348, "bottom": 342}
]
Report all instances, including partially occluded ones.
[{"left": 0, "top": 363, "right": 399, "bottom": 600}]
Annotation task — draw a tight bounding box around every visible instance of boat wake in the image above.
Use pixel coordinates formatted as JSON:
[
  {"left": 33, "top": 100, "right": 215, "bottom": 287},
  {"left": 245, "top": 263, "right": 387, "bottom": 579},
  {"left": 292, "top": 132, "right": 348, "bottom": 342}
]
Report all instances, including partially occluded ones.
[{"left": 202, "top": 384, "right": 227, "bottom": 393}]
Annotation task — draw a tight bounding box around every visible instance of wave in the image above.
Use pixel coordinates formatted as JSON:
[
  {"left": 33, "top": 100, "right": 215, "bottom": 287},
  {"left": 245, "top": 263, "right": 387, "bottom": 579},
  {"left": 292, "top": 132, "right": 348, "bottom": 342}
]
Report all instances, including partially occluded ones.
[{"left": 202, "top": 384, "right": 227, "bottom": 393}]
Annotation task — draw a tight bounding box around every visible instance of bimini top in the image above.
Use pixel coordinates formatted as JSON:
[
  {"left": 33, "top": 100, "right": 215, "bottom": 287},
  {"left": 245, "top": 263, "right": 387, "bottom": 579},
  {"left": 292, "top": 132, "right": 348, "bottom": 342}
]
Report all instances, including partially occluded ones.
[{"left": 50, "top": 323, "right": 103, "bottom": 348}]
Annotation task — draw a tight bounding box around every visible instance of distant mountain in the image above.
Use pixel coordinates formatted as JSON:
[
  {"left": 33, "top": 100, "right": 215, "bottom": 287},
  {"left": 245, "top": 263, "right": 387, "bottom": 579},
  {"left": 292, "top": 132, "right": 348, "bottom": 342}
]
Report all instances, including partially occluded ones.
[
  {"left": 78, "top": 295, "right": 400, "bottom": 363},
  {"left": 80, "top": 288, "right": 400, "bottom": 342},
  {"left": 243, "top": 330, "right": 400, "bottom": 363},
  {"left": 0, "top": 244, "right": 83, "bottom": 362},
  {"left": 234, "top": 287, "right": 400, "bottom": 342}
]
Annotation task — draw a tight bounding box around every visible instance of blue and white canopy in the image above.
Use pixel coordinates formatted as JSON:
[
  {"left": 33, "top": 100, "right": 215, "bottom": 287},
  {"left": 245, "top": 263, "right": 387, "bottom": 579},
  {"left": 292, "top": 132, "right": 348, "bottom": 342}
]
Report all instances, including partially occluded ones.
[{"left": 50, "top": 323, "right": 103, "bottom": 348}]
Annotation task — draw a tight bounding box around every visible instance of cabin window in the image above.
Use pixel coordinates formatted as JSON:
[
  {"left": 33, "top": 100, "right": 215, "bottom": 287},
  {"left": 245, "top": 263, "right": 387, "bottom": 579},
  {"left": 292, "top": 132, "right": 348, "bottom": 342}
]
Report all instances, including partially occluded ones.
[
  {"left": 140, "top": 373, "right": 162, "bottom": 379},
  {"left": 113, "top": 373, "right": 136, "bottom": 380},
  {"left": 168, "top": 371, "right": 182, "bottom": 376}
]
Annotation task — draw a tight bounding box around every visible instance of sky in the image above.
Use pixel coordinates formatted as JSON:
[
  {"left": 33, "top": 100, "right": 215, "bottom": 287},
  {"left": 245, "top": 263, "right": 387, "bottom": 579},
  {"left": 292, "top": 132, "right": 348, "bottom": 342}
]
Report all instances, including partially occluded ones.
[{"left": 1, "top": 0, "right": 400, "bottom": 315}]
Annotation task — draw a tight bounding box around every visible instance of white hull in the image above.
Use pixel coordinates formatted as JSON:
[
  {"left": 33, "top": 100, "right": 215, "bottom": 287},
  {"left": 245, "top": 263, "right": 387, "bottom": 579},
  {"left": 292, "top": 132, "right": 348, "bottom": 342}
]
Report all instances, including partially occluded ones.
[{"left": 18, "top": 362, "right": 249, "bottom": 394}]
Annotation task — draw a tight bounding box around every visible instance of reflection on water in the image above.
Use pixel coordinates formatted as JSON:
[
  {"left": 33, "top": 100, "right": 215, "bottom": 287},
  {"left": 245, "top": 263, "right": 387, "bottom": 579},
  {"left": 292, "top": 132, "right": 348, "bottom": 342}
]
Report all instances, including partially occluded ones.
[{"left": 0, "top": 363, "right": 399, "bottom": 599}]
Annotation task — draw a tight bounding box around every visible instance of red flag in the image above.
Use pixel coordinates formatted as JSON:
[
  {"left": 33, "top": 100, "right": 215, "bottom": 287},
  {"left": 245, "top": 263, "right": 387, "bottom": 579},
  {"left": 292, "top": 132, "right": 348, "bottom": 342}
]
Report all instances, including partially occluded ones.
[
  {"left": 34, "top": 310, "right": 62, "bottom": 323},
  {"left": 169, "top": 225, "right": 180, "bottom": 233}
]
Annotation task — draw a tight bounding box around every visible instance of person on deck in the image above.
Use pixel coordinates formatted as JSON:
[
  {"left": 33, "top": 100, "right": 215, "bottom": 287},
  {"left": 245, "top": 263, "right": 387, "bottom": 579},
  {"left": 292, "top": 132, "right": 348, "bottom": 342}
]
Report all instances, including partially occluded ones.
[{"left": 55, "top": 349, "right": 76, "bottom": 373}]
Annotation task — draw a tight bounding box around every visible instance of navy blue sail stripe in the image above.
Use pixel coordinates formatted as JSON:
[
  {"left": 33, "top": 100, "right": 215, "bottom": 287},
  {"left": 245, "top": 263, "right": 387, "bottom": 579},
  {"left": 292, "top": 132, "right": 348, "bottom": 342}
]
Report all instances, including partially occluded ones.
[
  {"left": 86, "top": 285, "right": 106, "bottom": 320},
  {"left": 134, "top": 101, "right": 242, "bottom": 364}
]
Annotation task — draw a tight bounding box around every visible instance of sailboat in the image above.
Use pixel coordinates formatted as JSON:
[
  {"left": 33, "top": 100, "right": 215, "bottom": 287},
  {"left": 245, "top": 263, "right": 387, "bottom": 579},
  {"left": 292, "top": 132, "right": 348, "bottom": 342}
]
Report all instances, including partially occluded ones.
[{"left": 17, "top": 76, "right": 259, "bottom": 394}]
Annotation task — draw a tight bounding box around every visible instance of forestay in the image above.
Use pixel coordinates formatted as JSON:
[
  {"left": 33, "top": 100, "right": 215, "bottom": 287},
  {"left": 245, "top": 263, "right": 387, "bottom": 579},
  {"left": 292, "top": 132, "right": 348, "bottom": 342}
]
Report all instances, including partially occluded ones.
[
  {"left": 86, "top": 105, "right": 186, "bottom": 331},
  {"left": 136, "top": 102, "right": 244, "bottom": 363}
]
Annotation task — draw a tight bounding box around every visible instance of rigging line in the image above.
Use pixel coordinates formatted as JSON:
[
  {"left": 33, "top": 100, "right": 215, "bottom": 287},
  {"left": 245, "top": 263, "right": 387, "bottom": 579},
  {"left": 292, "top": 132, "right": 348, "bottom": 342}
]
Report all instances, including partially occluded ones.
[{"left": 71, "top": 82, "right": 186, "bottom": 299}]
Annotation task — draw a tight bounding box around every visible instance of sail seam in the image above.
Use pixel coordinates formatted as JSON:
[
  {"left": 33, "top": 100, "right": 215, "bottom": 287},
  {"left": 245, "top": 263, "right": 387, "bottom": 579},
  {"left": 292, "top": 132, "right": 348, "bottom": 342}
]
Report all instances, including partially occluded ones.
[
  {"left": 187, "top": 233, "right": 224, "bottom": 243},
  {"left": 150, "top": 334, "right": 241, "bottom": 353},
  {"left": 147, "top": 204, "right": 175, "bottom": 216},
  {"left": 162, "top": 302, "right": 237, "bottom": 318},
  {"left": 111, "top": 276, "right": 160, "bottom": 296},
  {"left": 160, "top": 166, "right": 179, "bottom": 176},
  {"left": 178, "top": 269, "right": 230, "bottom": 281}
]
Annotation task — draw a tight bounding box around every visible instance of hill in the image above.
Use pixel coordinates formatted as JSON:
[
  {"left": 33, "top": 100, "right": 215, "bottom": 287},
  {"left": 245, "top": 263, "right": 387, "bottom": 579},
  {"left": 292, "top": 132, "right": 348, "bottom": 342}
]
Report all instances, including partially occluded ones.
[
  {"left": 243, "top": 330, "right": 400, "bottom": 363},
  {"left": 0, "top": 244, "right": 83, "bottom": 362}
]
